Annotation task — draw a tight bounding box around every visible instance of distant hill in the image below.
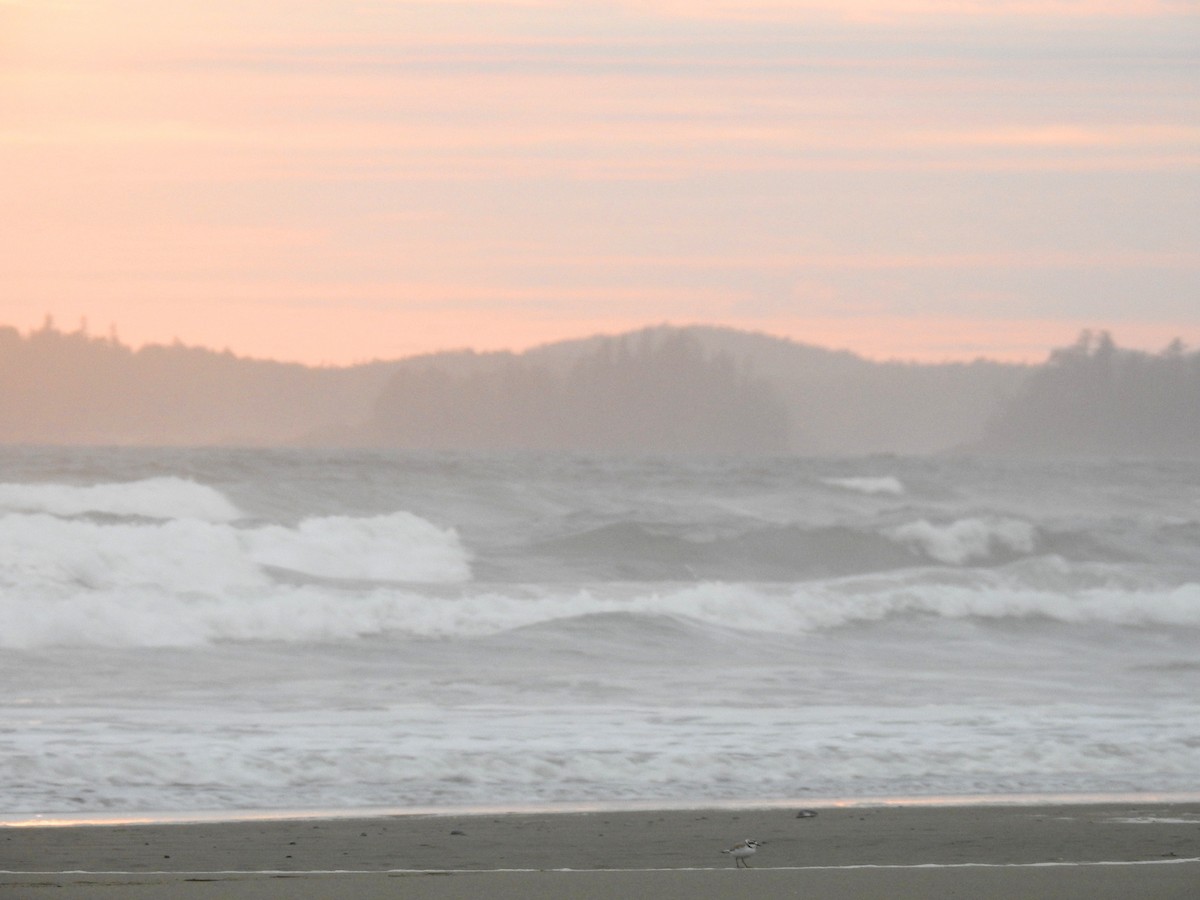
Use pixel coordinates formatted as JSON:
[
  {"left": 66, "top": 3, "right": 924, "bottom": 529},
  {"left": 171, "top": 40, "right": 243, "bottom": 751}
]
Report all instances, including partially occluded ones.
[
  {"left": 8, "top": 319, "right": 1190, "bottom": 457},
  {"left": 359, "top": 328, "right": 790, "bottom": 454},
  {"left": 363, "top": 325, "right": 1030, "bottom": 455},
  {"left": 0, "top": 321, "right": 400, "bottom": 445},
  {"left": 973, "top": 331, "right": 1200, "bottom": 458},
  {"left": 677, "top": 326, "right": 1028, "bottom": 454}
]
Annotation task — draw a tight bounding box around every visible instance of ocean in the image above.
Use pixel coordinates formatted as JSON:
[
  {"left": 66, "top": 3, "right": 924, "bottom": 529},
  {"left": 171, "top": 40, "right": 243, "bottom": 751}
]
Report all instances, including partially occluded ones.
[{"left": 2, "top": 448, "right": 1199, "bottom": 819}]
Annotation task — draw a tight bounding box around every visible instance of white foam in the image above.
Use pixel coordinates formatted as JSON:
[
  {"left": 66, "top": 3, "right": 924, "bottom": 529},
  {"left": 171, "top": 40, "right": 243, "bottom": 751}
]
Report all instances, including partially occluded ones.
[
  {"left": 0, "top": 508, "right": 473, "bottom": 648},
  {"left": 245, "top": 513, "right": 470, "bottom": 583},
  {"left": 7, "top": 699, "right": 1200, "bottom": 813},
  {"left": 0, "top": 478, "right": 242, "bottom": 522},
  {"left": 888, "top": 516, "right": 1037, "bottom": 565},
  {"left": 7, "top": 451, "right": 1200, "bottom": 817},
  {"left": 822, "top": 476, "right": 906, "bottom": 495},
  {"left": 0, "top": 513, "right": 265, "bottom": 596},
  {"left": 1106, "top": 816, "right": 1200, "bottom": 824},
  {"left": 14, "top": 573, "right": 1200, "bottom": 652},
  {"left": 4, "top": 556, "right": 1200, "bottom": 649},
  {"left": 625, "top": 578, "right": 1200, "bottom": 635}
]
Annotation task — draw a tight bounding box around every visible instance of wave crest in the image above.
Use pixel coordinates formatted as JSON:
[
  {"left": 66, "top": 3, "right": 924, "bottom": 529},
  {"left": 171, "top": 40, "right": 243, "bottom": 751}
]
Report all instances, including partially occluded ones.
[
  {"left": 822, "top": 475, "right": 905, "bottom": 495},
  {"left": 5, "top": 573, "right": 1198, "bottom": 649},
  {"left": 246, "top": 513, "right": 471, "bottom": 583},
  {"left": 888, "top": 516, "right": 1037, "bottom": 565},
  {"left": 0, "top": 477, "right": 242, "bottom": 522},
  {"left": 0, "top": 507, "right": 472, "bottom": 648}
]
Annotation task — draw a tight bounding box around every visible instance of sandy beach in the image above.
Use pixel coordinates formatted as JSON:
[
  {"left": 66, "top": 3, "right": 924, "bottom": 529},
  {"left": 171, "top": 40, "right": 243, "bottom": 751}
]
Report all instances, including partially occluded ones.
[{"left": 3, "top": 802, "right": 1198, "bottom": 898}]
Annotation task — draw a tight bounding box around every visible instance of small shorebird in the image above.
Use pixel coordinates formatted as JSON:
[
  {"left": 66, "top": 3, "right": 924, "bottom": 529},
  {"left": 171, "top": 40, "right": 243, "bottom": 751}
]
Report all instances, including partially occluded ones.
[{"left": 722, "top": 839, "right": 763, "bottom": 868}]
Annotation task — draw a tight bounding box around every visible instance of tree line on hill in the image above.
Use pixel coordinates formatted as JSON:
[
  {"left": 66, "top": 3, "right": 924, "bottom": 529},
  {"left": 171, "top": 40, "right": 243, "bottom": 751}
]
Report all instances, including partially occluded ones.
[
  {"left": 360, "top": 330, "right": 789, "bottom": 454},
  {"left": 2, "top": 318, "right": 1197, "bottom": 457},
  {"left": 0, "top": 319, "right": 393, "bottom": 445},
  {"left": 975, "top": 329, "right": 1200, "bottom": 458}
]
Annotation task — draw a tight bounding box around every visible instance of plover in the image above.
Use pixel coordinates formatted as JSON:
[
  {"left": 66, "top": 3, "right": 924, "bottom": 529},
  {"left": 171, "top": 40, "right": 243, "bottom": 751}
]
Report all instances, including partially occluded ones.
[{"left": 721, "top": 839, "right": 763, "bottom": 868}]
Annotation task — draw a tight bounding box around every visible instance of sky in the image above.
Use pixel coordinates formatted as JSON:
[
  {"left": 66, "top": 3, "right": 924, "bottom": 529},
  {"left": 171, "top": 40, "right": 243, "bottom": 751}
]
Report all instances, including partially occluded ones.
[{"left": 2, "top": 0, "right": 1198, "bottom": 365}]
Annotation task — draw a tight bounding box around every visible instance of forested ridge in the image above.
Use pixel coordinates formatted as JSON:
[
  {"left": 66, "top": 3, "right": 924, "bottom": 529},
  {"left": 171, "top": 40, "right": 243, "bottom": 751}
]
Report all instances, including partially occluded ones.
[
  {"left": 364, "top": 330, "right": 789, "bottom": 454},
  {"left": 976, "top": 330, "right": 1200, "bottom": 457},
  {"left": 0, "top": 320, "right": 395, "bottom": 445},
  {"left": 4, "top": 319, "right": 1195, "bottom": 457}
]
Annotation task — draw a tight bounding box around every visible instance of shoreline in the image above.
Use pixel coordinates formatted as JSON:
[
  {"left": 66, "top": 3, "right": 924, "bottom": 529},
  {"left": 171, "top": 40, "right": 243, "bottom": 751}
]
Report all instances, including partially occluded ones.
[
  {"left": 7, "top": 789, "right": 1200, "bottom": 829},
  {"left": 5, "top": 801, "right": 1198, "bottom": 870},
  {"left": 5, "top": 802, "right": 1198, "bottom": 898}
]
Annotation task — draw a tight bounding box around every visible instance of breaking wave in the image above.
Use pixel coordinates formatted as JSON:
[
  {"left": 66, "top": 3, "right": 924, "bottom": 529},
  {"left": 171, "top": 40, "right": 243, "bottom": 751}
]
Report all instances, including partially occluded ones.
[
  {"left": 0, "top": 477, "right": 242, "bottom": 522},
  {"left": 888, "top": 516, "right": 1038, "bottom": 565},
  {"left": 6, "top": 451, "right": 1200, "bottom": 815},
  {"left": 822, "top": 475, "right": 906, "bottom": 495},
  {"left": 532, "top": 515, "right": 1047, "bottom": 580},
  {"left": 5, "top": 570, "right": 1198, "bottom": 649}
]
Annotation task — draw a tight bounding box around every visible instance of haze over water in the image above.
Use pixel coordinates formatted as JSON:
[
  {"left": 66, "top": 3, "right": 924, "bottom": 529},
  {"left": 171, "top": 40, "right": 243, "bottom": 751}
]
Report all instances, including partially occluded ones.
[{"left": 3, "top": 447, "right": 1198, "bottom": 816}]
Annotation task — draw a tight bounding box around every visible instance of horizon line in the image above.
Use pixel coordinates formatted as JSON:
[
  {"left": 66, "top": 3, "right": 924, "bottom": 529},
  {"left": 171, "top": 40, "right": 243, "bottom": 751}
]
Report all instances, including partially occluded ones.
[{"left": 9, "top": 316, "right": 1177, "bottom": 370}]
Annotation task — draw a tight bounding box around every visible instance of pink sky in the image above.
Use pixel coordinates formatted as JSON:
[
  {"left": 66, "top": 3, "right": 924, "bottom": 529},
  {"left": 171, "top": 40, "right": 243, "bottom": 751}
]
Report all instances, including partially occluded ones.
[{"left": 3, "top": 0, "right": 1197, "bottom": 364}]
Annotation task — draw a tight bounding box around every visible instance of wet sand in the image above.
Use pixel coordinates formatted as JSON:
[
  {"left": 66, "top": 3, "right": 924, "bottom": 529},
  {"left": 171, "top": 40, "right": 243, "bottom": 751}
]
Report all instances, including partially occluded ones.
[{"left": 3, "top": 802, "right": 1199, "bottom": 898}]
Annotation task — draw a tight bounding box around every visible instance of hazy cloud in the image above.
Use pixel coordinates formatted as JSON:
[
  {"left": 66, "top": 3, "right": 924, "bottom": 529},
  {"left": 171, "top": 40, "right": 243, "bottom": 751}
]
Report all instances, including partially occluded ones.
[{"left": 2, "top": 0, "right": 1196, "bottom": 363}]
